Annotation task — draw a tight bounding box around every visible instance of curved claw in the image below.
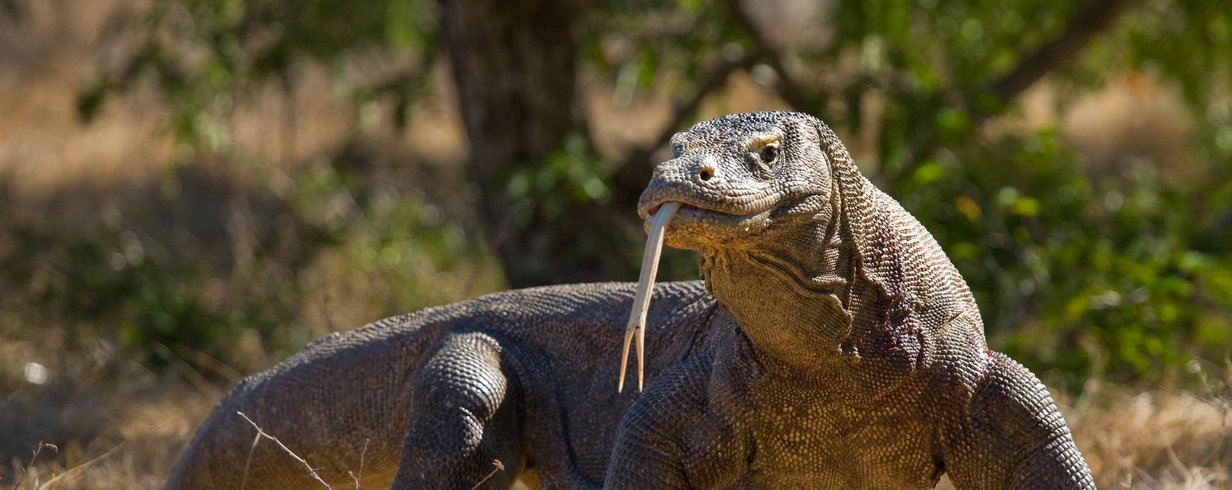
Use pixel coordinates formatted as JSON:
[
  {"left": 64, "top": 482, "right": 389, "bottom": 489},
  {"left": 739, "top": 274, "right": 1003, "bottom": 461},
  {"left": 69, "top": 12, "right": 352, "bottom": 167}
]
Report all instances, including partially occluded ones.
[{"left": 618, "top": 202, "right": 681, "bottom": 393}]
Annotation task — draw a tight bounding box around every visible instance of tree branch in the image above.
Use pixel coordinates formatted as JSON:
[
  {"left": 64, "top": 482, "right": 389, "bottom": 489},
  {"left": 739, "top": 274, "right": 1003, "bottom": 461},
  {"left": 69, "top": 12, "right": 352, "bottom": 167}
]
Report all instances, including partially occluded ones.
[
  {"left": 886, "top": 0, "right": 1147, "bottom": 181},
  {"left": 610, "top": 52, "right": 757, "bottom": 205},
  {"left": 723, "top": 0, "right": 813, "bottom": 111},
  {"left": 986, "top": 0, "right": 1147, "bottom": 114},
  {"left": 643, "top": 53, "right": 757, "bottom": 161},
  {"left": 611, "top": 0, "right": 827, "bottom": 206}
]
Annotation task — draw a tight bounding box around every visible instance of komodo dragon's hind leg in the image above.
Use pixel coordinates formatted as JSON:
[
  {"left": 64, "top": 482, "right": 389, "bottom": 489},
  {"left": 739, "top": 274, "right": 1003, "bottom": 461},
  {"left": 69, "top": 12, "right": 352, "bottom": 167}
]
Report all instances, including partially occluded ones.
[{"left": 393, "top": 331, "right": 526, "bottom": 489}]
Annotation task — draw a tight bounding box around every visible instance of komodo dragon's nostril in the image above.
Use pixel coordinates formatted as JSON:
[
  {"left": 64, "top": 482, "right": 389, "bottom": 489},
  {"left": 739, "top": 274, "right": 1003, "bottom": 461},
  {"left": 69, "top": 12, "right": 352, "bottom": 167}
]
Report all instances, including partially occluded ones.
[{"left": 697, "top": 162, "right": 716, "bottom": 182}]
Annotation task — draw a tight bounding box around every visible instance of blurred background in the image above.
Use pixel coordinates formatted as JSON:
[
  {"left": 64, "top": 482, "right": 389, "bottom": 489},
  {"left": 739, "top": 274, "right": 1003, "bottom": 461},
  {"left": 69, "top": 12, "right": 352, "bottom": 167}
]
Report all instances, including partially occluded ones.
[{"left": 0, "top": 0, "right": 1230, "bottom": 487}]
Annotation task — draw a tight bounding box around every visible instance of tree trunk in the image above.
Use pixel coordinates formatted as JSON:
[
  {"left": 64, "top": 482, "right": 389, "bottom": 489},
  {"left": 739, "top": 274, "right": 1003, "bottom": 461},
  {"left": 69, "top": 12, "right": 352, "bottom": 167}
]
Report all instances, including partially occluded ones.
[{"left": 439, "top": 0, "right": 639, "bottom": 288}]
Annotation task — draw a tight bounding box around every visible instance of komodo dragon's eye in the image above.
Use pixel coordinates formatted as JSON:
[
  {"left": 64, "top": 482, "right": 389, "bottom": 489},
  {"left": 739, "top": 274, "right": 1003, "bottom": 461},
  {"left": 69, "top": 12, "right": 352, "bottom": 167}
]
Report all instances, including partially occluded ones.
[
  {"left": 747, "top": 138, "right": 782, "bottom": 177},
  {"left": 759, "top": 145, "right": 779, "bottom": 164}
]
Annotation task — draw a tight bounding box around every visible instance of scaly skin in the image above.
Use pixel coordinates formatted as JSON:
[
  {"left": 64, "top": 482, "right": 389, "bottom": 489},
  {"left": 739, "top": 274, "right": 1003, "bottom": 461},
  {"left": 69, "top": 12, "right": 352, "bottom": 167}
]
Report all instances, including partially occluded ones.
[
  {"left": 167, "top": 282, "right": 724, "bottom": 489},
  {"left": 605, "top": 111, "right": 1093, "bottom": 488},
  {"left": 169, "top": 112, "right": 1092, "bottom": 489}
]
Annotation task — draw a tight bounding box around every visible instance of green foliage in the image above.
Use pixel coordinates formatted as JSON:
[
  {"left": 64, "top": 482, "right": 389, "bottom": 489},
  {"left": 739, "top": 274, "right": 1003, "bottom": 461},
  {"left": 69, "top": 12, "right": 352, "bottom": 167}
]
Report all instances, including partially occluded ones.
[
  {"left": 810, "top": 0, "right": 1232, "bottom": 387},
  {"left": 588, "top": 0, "right": 744, "bottom": 104},
  {"left": 1083, "top": 0, "right": 1232, "bottom": 112},
  {"left": 897, "top": 126, "right": 1232, "bottom": 388},
  {"left": 292, "top": 160, "right": 503, "bottom": 315},
  {"left": 0, "top": 159, "right": 499, "bottom": 369},
  {"left": 78, "top": 0, "right": 439, "bottom": 145},
  {"left": 503, "top": 133, "right": 612, "bottom": 223},
  {"left": 2, "top": 222, "right": 282, "bottom": 369}
]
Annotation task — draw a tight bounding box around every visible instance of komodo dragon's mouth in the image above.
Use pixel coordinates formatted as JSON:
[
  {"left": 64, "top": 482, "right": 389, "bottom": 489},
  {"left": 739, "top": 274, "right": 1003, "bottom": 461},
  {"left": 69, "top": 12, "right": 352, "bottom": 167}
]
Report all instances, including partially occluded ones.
[
  {"left": 642, "top": 198, "right": 763, "bottom": 218},
  {"left": 643, "top": 202, "right": 715, "bottom": 217},
  {"left": 640, "top": 199, "right": 776, "bottom": 232}
]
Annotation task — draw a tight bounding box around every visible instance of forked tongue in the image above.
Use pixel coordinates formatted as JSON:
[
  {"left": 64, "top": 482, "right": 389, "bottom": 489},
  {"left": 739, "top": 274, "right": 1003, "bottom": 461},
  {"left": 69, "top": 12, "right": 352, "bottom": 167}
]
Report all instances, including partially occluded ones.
[{"left": 618, "top": 201, "right": 681, "bottom": 393}]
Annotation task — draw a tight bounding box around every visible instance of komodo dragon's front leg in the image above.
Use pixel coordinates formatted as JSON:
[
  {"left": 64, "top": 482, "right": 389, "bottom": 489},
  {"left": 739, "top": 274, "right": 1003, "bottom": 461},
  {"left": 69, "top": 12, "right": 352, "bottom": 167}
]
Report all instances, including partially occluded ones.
[
  {"left": 166, "top": 308, "right": 540, "bottom": 490},
  {"left": 394, "top": 331, "right": 525, "bottom": 488},
  {"left": 604, "top": 349, "right": 747, "bottom": 489},
  {"left": 941, "top": 353, "right": 1091, "bottom": 489}
]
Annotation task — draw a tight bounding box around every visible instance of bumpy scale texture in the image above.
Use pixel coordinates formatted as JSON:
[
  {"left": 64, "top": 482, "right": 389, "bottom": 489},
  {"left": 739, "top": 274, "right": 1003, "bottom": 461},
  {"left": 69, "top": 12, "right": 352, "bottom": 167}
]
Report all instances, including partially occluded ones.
[{"left": 168, "top": 112, "right": 1093, "bottom": 489}]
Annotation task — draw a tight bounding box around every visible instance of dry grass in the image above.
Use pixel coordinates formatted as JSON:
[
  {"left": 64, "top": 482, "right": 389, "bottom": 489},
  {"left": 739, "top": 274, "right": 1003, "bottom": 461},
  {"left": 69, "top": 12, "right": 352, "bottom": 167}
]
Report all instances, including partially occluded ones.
[
  {"left": 1070, "top": 382, "right": 1232, "bottom": 488},
  {"left": 2, "top": 335, "right": 1228, "bottom": 489},
  {"left": 0, "top": 335, "right": 218, "bottom": 489}
]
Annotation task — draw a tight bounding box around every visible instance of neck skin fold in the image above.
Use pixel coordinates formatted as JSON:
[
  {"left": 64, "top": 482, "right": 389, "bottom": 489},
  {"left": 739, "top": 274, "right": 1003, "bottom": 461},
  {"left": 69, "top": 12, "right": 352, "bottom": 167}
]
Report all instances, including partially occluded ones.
[{"left": 698, "top": 191, "right": 866, "bottom": 374}]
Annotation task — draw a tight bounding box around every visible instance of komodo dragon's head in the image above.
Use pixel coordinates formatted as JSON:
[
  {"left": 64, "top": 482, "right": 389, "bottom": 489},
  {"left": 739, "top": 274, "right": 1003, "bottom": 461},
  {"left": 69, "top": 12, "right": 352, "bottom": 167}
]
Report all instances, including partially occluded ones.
[
  {"left": 632, "top": 111, "right": 874, "bottom": 374},
  {"left": 638, "top": 111, "right": 841, "bottom": 252},
  {"left": 634, "top": 111, "right": 978, "bottom": 373}
]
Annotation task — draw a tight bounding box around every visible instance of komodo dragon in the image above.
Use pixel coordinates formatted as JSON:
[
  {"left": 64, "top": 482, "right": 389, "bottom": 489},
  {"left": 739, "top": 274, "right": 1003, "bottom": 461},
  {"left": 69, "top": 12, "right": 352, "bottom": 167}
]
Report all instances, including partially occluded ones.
[{"left": 168, "top": 111, "right": 1093, "bottom": 489}]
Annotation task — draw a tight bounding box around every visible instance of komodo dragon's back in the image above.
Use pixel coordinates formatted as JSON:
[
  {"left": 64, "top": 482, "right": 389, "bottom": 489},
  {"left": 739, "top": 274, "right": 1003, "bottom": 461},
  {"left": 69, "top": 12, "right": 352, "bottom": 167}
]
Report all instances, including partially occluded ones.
[{"left": 167, "top": 281, "right": 717, "bottom": 489}]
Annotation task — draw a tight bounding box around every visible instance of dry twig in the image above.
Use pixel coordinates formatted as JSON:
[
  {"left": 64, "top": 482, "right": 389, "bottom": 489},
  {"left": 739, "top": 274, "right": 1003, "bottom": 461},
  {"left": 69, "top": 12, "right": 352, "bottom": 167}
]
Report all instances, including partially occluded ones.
[
  {"left": 11, "top": 441, "right": 57, "bottom": 490},
  {"left": 347, "top": 438, "right": 369, "bottom": 489},
  {"left": 35, "top": 444, "right": 122, "bottom": 490},
  {"left": 468, "top": 459, "right": 505, "bottom": 490},
  {"left": 236, "top": 411, "right": 332, "bottom": 489}
]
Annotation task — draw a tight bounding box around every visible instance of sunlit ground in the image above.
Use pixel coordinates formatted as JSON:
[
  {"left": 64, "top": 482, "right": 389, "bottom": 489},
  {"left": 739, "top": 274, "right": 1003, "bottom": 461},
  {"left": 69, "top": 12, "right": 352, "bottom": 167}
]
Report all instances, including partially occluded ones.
[{"left": 1, "top": 334, "right": 1228, "bottom": 488}]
